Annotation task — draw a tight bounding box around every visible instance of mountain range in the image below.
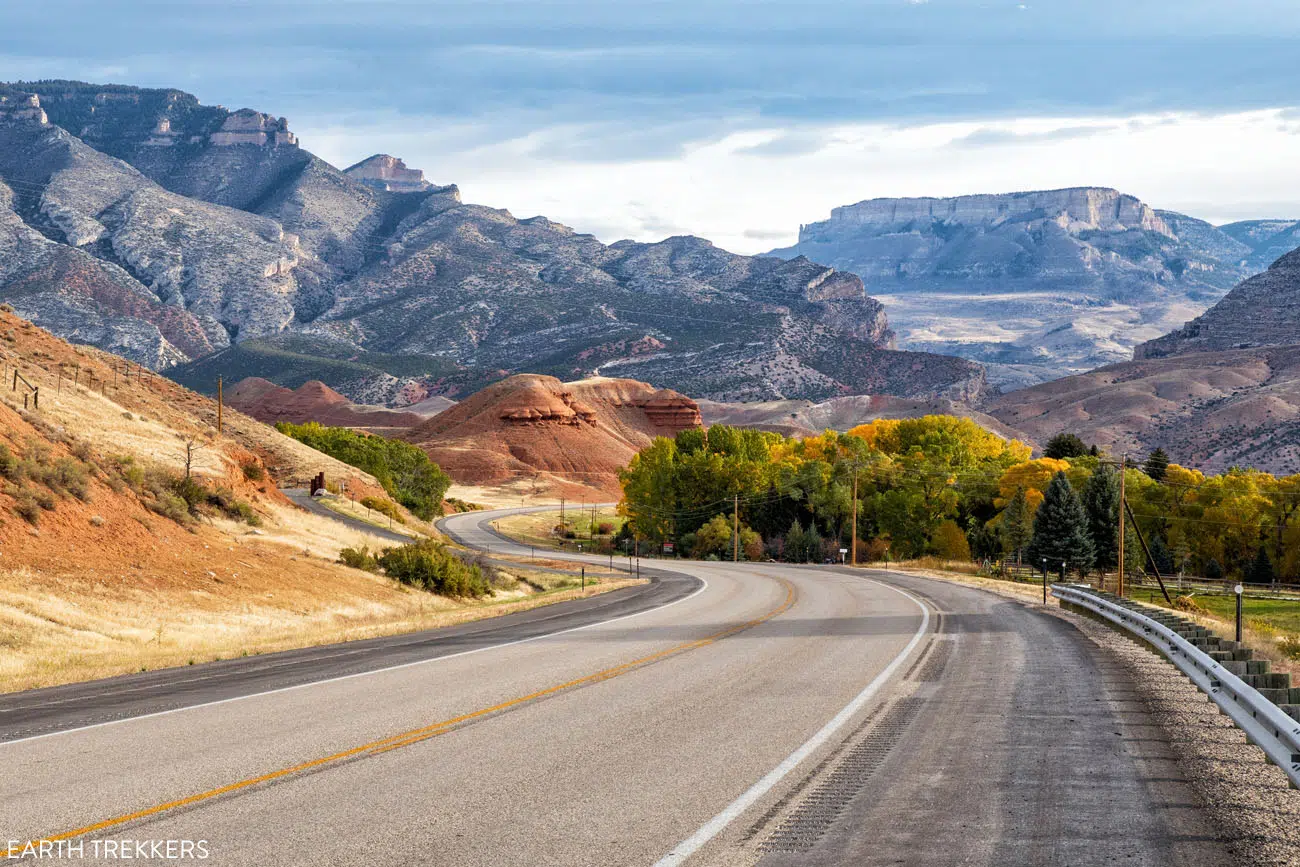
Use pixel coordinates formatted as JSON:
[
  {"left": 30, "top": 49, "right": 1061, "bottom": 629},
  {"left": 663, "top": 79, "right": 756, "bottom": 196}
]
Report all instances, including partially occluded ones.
[
  {"left": 0, "top": 80, "right": 983, "bottom": 405},
  {"left": 772, "top": 190, "right": 1296, "bottom": 389}
]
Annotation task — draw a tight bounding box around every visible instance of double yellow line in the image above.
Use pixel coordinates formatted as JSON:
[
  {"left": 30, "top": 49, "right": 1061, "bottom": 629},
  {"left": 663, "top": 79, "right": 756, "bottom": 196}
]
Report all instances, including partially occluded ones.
[{"left": 8, "top": 577, "right": 796, "bottom": 854}]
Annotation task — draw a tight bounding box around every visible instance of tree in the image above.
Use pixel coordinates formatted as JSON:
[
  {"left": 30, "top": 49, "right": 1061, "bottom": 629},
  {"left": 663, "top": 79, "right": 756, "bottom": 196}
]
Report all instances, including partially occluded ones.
[
  {"left": 931, "top": 520, "right": 971, "bottom": 561},
  {"left": 999, "top": 486, "right": 1031, "bottom": 565},
  {"left": 1143, "top": 448, "right": 1170, "bottom": 482},
  {"left": 1148, "top": 534, "right": 1174, "bottom": 574},
  {"left": 1026, "top": 472, "right": 1095, "bottom": 576},
  {"left": 1246, "top": 545, "right": 1274, "bottom": 584},
  {"left": 1082, "top": 464, "right": 1121, "bottom": 573},
  {"left": 1204, "top": 557, "right": 1224, "bottom": 580},
  {"left": 1043, "top": 432, "right": 1088, "bottom": 460}
]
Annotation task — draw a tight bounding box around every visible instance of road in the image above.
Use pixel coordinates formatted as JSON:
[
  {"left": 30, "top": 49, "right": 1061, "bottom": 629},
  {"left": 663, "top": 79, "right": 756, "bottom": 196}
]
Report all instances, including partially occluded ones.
[{"left": 0, "top": 507, "right": 1229, "bottom": 865}]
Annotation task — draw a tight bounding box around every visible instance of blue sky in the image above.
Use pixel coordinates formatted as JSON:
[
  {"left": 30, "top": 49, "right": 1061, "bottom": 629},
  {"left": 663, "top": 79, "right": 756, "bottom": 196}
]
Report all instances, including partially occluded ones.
[{"left": 5, "top": 1, "right": 1300, "bottom": 251}]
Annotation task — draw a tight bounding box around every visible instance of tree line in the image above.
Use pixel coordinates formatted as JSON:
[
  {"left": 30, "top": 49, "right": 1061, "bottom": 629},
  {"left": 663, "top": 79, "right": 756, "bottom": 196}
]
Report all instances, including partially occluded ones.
[{"left": 618, "top": 419, "right": 1300, "bottom": 582}]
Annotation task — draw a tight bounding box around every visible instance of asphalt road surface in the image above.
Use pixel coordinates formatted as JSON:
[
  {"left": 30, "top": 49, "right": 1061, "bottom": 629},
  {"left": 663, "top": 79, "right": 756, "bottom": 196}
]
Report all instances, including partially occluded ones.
[{"left": 0, "top": 507, "right": 1229, "bottom": 865}]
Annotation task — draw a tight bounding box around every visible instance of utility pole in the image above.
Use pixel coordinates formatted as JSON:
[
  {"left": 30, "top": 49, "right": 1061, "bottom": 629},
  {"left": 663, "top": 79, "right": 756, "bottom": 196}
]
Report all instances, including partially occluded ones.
[
  {"left": 851, "top": 472, "right": 859, "bottom": 567},
  {"left": 733, "top": 494, "right": 739, "bottom": 562},
  {"left": 1117, "top": 454, "right": 1126, "bottom": 597},
  {"left": 560, "top": 497, "right": 566, "bottom": 528},
  {"left": 217, "top": 375, "right": 224, "bottom": 434}
]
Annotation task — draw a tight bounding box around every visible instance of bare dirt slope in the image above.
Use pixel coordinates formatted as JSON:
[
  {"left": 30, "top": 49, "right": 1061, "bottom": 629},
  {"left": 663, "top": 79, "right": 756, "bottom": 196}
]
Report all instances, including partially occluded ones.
[
  {"left": 227, "top": 377, "right": 431, "bottom": 433},
  {"left": 405, "top": 374, "right": 701, "bottom": 499},
  {"left": 0, "top": 311, "right": 606, "bottom": 692},
  {"left": 983, "top": 345, "right": 1300, "bottom": 474}
]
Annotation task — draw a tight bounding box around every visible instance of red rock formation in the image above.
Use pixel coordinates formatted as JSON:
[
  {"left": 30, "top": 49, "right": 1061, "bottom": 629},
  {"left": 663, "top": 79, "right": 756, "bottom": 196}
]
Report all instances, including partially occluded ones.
[{"left": 404, "top": 374, "right": 702, "bottom": 497}]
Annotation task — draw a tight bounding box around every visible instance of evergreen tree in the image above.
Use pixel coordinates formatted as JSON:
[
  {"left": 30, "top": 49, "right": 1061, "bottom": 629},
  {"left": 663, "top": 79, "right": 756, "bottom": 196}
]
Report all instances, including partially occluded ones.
[
  {"left": 1026, "top": 472, "right": 1095, "bottom": 576},
  {"left": 1246, "top": 545, "right": 1275, "bottom": 584},
  {"left": 1204, "top": 558, "right": 1224, "bottom": 580},
  {"left": 1000, "top": 486, "right": 1032, "bottom": 566},
  {"left": 784, "top": 519, "right": 805, "bottom": 562},
  {"left": 806, "top": 524, "right": 824, "bottom": 563},
  {"left": 1148, "top": 534, "right": 1174, "bottom": 573},
  {"left": 1143, "top": 448, "right": 1170, "bottom": 482},
  {"left": 1044, "top": 432, "right": 1089, "bottom": 460},
  {"left": 1082, "top": 464, "right": 1120, "bottom": 573}
]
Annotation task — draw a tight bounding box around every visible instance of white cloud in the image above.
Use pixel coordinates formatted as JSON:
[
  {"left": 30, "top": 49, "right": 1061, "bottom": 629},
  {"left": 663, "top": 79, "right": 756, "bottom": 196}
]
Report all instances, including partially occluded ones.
[{"left": 298, "top": 108, "right": 1300, "bottom": 255}]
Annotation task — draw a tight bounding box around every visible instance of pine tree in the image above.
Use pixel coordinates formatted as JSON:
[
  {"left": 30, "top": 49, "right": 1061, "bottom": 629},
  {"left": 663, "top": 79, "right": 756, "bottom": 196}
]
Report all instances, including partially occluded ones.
[
  {"left": 1204, "top": 558, "right": 1224, "bottom": 580},
  {"left": 1246, "top": 546, "right": 1274, "bottom": 584},
  {"left": 1148, "top": 534, "right": 1174, "bottom": 573},
  {"left": 1143, "top": 448, "right": 1170, "bottom": 482},
  {"left": 1082, "top": 464, "right": 1120, "bottom": 573},
  {"left": 1000, "top": 486, "right": 1031, "bottom": 566},
  {"left": 1027, "top": 472, "right": 1095, "bottom": 577},
  {"left": 784, "top": 519, "right": 805, "bottom": 563}
]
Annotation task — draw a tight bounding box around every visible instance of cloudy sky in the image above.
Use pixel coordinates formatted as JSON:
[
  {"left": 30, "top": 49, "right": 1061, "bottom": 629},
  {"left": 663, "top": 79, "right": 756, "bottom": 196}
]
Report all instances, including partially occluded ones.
[{"left": 5, "top": 0, "right": 1300, "bottom": 252}]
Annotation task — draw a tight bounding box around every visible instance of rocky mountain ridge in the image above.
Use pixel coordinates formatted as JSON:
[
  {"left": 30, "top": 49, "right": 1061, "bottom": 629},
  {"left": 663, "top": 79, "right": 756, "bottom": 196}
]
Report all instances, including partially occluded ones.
[
  {"left": 772, "top": 187, "right": 1273, "bottom": 389},
  {"left": 1135, "top": 248, "right": 1300, "bottom": 359},
  {"left": 0, "top": 80, "right": 984, "bottom": 404}
]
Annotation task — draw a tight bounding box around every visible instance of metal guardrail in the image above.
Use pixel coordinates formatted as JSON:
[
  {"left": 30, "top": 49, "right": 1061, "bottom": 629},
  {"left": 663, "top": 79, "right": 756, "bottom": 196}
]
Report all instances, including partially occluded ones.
[{"left": 1050, "top": 583, "right": 1300, "bottom": 788}]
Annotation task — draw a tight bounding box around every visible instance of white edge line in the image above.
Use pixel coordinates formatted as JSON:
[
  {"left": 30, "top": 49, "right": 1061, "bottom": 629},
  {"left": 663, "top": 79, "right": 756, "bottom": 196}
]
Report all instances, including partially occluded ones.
[
  {"left": 652, "top": 578, "right": 931, "bottom": 867},
  {"left": 0, "top": 575, "right": 708, "bottom": 750}
]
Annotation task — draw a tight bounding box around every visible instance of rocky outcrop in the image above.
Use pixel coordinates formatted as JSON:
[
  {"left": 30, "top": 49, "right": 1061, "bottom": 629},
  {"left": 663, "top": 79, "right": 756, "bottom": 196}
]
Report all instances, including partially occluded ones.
[
  {"left": 1135, "top": 248, "right": 1300, "bottom": 359},
  {"left": 208, "top": 110, "right": 296, "bottom": 147},
  {"left": 344, "top": 155, "right": 430, "bottom": 193},
  {"left": 772, "top": 187, "right": 1253, "bottom": 387},
  {"left": 642, "top": 389, "right": 702, "bottom": 428}
]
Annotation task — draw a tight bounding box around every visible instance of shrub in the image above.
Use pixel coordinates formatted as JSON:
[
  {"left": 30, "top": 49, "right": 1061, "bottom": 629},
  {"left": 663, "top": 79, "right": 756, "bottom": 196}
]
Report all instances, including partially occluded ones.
[
  {"left": 338, "top": 546, "right": 379, "bottom": 572},
  {"left": 377, "top": 540, "right": 491, "bottom": 598},
  {"left": 69, "top": 440, "right": 94, "bottom": 462},
  {"left": 34, "top": 490, "right": 55, "bottom": 511},
  {"left": 14, "top": 494, "right": 39, "bottom": 525},
  {"left": 597, "top": 522, "right": 615, "bottom": 535},
  {"left": 240, "top": 461, "right": 265, "bottom": 482},
  {"left": 0, "top": 444, "right": 16, "bottom": 480},
  {"left": 1204, "top": 558, "right": 1224, "bottom": 580},
  {"left": 361, "top": 495, "right": 405, "bottom": 524},
  {"left": 148, "top": 490, "right": 190, "bottom": 523},
  {"left": 53, "top": 457, "right": 90, "bottom": 501}
]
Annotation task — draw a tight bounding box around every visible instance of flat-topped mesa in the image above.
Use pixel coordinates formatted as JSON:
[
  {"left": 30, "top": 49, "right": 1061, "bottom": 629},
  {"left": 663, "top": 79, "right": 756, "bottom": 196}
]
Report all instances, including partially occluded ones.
[
  {"left": 344, "top": 154, "right": 431, "bottom": 193},
  {"left": 208, "top": 109, "right": 297, "bottom": 147},
  {"left": 815, "top": 187, "right": 1173, "bottom": 239}
]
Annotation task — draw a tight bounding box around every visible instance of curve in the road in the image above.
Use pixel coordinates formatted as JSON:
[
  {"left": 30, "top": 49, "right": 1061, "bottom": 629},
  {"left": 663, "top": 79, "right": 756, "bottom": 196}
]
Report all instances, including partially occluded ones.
[{"left": 0, "top": 506, "right": 700, "bottom": 744}]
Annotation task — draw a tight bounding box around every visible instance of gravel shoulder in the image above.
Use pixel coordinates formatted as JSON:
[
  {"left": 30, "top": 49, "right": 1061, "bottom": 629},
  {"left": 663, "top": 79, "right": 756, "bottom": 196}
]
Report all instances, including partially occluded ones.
[{"left": 894, "top": 566, "right": 1300, "bottom": 867}]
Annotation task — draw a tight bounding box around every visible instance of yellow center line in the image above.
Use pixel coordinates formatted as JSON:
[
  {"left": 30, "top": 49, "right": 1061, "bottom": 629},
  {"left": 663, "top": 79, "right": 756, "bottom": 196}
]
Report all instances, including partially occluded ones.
[{"left": 8, "top": 577, "right": 796, "bottom": 855}]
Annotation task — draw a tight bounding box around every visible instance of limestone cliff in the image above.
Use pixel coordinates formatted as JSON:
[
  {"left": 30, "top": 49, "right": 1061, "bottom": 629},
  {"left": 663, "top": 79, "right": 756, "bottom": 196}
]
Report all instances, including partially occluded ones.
[{"left": 772, "top": 187, "right": 1253, "bottom": 387}]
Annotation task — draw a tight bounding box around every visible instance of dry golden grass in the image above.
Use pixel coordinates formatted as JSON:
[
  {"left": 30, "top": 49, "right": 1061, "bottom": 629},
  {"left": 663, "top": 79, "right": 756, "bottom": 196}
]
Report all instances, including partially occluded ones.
[
  {"left": 0, "top": 544, "right": 642, "bottom": 694},
  {"left": 0, "top": 314, "right": 644, "bottom": 694}
]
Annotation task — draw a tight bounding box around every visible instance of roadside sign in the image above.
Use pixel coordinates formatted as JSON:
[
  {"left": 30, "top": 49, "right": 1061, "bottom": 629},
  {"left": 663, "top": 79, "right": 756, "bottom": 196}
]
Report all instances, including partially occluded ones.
[{"left": 663, "top": 541, "right": 675, "bottom": 555}]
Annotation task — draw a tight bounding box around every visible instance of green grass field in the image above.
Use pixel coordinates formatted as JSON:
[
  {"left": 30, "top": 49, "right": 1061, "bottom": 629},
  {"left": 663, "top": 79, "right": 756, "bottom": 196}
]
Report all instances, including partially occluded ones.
[
  {"left": 493, "top": 508, "right": 624, "bottom": 551},
  {"left": 1129, "top": 587, "right": 1300, "bottom": 640}
]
